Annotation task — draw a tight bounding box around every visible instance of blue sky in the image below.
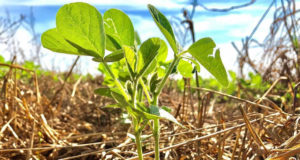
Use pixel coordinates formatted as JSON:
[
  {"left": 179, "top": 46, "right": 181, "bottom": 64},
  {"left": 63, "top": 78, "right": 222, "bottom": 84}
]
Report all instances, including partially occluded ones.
[{"left": 0, "top": 0, "right": 292, "bottom": 77}]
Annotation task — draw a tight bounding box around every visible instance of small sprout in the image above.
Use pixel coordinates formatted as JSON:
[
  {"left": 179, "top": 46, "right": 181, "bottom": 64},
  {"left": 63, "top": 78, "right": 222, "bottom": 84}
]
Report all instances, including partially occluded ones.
[{"left": 41, "top": 2, "right": 228, "bottom": 160}]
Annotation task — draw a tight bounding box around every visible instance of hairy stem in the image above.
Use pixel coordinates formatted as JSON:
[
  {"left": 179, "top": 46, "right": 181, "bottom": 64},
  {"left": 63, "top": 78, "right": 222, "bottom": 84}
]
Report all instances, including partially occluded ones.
[
  {"left": 133, "top": 118, "right": 144, "bottom": 160},
  {"left": 153, "top": 118, "right": 160, "bottom": 160}
]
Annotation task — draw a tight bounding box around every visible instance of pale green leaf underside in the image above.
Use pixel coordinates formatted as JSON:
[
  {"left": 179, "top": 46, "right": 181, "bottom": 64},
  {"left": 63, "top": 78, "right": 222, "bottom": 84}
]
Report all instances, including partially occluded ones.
[
  {"left": 178, "top": 59, "right": 193, "bottom": 78},
  {"left": 147, "top": 4, "right": 178, "bottom": 54},
  {"left": 104, "top": 9, "right": 134, "bottom": 47},
  {"left": 188, "top": 37, "right": 228, "bottom": 86},
  {"left": 56, "top": 2, "right": 105, "bottom": 58},
  {"left": 41, "top": 28, "right": 82, "bottom": 55}
]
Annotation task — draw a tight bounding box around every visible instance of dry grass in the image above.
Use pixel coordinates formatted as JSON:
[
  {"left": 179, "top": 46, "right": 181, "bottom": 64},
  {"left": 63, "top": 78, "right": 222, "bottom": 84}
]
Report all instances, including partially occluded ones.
[{"left": 0, "top": 62, "right": 300, "bottom": 160}]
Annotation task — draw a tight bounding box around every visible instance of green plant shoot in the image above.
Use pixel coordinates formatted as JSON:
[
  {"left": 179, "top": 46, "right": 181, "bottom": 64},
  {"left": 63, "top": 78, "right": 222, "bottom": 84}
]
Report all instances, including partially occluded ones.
[{"left": 41, "top": 2, "right": 228, "bottom": 160}]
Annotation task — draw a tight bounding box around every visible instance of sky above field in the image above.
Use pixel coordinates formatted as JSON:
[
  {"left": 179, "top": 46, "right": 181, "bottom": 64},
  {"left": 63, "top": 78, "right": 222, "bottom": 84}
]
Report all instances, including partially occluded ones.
[{"left": 0, "top": 0, "right": 296, "bottom": 77}]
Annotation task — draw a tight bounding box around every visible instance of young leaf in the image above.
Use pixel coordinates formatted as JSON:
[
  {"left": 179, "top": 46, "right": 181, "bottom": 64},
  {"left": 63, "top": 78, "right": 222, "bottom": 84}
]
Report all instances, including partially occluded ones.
[
  {"left": 135, "top": 107, "right": 160, "bottom": 120},
  {"left": 149, "top": 73, "right": 161, "bottom": 93},
  {"left": 94, "top": 87, "right": 127, "bottom": 106},
  {"left": 56, "top": 2, "right": 105, "bottom": 58},
  {"left": 184, "top": 57, "right": 200, "bottom": 72},
  {"left": 41, "top": 28, "right": 82, "bottom": 55},
  {"left": 123, "top": 46, "right": 136, "bottom": 72},
  {"left": 148, "top": 4, "right": 178, "bottom": 54},
  {"left": 142, "top": 39, "right": 167, "bottom": 76},
  {"left": 188, "top": 37, "right": 228, "bottom": 86},
  {"left": 106, "top": 34, "right": 121, "bottom": 51},
  {"left": 137, "top": 37, "right": 161, "bottom": 77},
  {"left": 111, "top": 91, "right": 129, "bottom": 106},
  {"left": 177, "top": 59, "right": 193, "bottom": 78},
  {"left": 104, "top": 9, "right": 134, "bottom": 47},
  {"left": 94, "top": 87, "right": 113, "bottom": 98},
  {"left": 149, "top": 105, "right": 183, "bottom": 127},
  {"left": 104, "top": 49, "right": 124, "bottom": 62}
]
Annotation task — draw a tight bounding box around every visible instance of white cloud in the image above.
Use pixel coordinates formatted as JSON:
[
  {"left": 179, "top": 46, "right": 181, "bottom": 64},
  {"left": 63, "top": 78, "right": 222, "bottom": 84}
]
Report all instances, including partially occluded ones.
[{"left": 194, "top": 13, "right": 260, "bottom": 33}]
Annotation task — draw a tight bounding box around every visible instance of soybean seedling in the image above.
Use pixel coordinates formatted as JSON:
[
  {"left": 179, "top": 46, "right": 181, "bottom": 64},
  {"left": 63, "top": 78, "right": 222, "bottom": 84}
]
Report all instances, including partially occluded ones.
[{"left": 41, "top": 2, "right": 228, "bottom": 160}]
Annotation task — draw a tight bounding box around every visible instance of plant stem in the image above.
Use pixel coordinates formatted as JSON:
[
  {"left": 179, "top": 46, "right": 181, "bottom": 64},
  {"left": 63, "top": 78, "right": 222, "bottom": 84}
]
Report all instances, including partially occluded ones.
[
  {"left": 135, "top": 132, "right": 143, "bottom": 160},
  {"left": 151, "top": 57, "right": 180, "bottom": 160},
  {"left": 177, "top": 50, "right": 188, "bottom": 57},
  {"left": 133, "top": 118, "right": 144, "bottom": 160},
  {"left": 132, "top": 79, "right": 145, "bottom": 160},
  {"left": 153, "top": 118, "right": 160, "bottom": 160},
  {"left": 155, "top": 57, "right": 179, "bottom": 96},
  {"left": 102, "top": 62, "right": 129, "bottom": 101}
]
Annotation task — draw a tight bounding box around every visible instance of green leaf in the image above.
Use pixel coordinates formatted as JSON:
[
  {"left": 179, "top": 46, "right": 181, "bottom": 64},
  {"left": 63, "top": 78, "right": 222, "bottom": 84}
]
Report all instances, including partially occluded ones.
[
  {"left": 142, "top": 40, "right": 167, "bottom": 76},
  {"left": 104, "top": 49, "right": 124, "bottom": 62},
  {"left": 103, "top": 104, "right": 122, "bottom": 109},
  {"left": 123, "top": 46, "right": 136, "bottom": 72},
  {"left": 188, "top": 37, "right": 228, "bottom": 86},
  {"left": 109, "top": 87, "right": 129, "bottom": 106},
  {"left": 185, "top": 57, "right": 200, "bottom": 72},
  {"left": 137, "top": 37, "right": 161, "bottom": 77},
  {"left": 177, "top": 59, "right": 193, "bottom": 78},
  {"left": 41, "top": 28, "right": 82, "bottom": 55},
  {"left": 94, "top": 87, "right": 113, "bottom": 98},
  {"left": 106, "top": 34, "right": 121, "bottom": 51},
  {"left": 156, "top": 40, "right": 168, "bottom": 63},
  {"left": 149, "top": 73, "right": 161, "bottom": 93},
  {"left": 161, "top": 106, "right": 172, "bottom": 113},
  {"left": 134, "top": 31, "right": 141, "bottom": 46},
  {"left": 228, "top": 70, "right": 236, "bottom": 80},
  {"left": 157, "top": 66, "right": 165, "bottom": 78},
  {"left": 104, "top": 9, "right": 134, "bottom": 47},
  {"left": 149, "top": 105, "right": 183, "bottom": 127},
  {"left": 148, "top": 4, "right": 178, "bottom": 54},
  {"left": 56, "top": 2, "right": 105, "bottom": 58},
  {"left": 0, "top": 55, "right": 5, "bottom": 63},
  {"left": 94, "top": 87, "right": 128, "bottom": 107},
  {"left": 92, "top": 49, "right": 124, "bottom": 62}
]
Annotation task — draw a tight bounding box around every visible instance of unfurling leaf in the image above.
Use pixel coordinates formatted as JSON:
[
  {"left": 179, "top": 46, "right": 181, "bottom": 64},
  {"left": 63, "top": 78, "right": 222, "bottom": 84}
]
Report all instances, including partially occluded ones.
[
  {"left": 137, "top": 38, "right": 162, "bottom": 77},
  {"left": 177, "top": 59, "right": 193, "bottom": 78}
]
